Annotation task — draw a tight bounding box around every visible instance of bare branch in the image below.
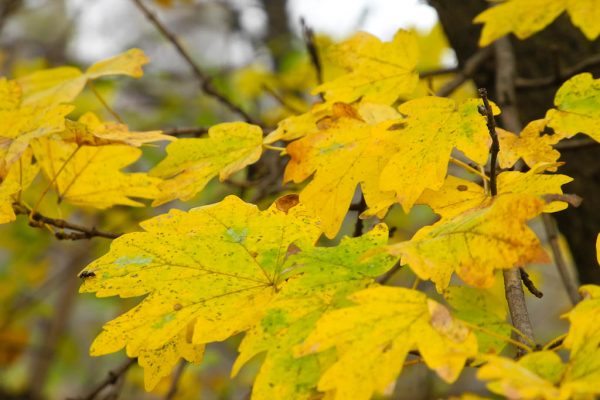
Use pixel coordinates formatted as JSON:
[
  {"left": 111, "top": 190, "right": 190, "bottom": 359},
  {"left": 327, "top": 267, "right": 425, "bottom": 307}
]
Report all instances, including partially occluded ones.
[
  {"left": 13, "top": 203, "right": 122, "bottom": 240},
  {"left": 300, "top": 17, "right": 323, "bottom": 85},
  {"left": 436, "top": 47, "right": 493, "bottom": 97},
  {"left": 69, "top": 358, "right": 136, "bottom": 400},
  {"left": 163, "top": 126, "right": 210, "bottom": 137},
  {"left": 516, "top": 53, "right": 600, "bottom": 90},
  {"left": 519, "top": 268, "right": 543, "bottom": 298},
  {"left": 541, "top": 214, "right": 582, "bottom": 305},
  {"left": 130, "top": 0, "right": 262, "bottom": 126},
  {"left": 165, "top": 360, "right": 187, "bottom": 400}
]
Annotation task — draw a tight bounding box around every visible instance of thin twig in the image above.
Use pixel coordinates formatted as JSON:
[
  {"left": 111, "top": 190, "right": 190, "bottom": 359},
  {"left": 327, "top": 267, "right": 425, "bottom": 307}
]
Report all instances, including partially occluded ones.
[
  {"left": 478, "top": 88, "right": 499, "bottom": 196},
  {"left": 491, "top": 37, "right": 536, "bottom": 356},
  {"left": 89, "top": 81, "right": 124, "bottom": 123},
  {"left": 352, "top": 194, "right": 367, "bottom": 237},
  {"left": 163, "top": 126, "right": 210, "bottom": 137},
  {"left": 300, "top": 17, "right": 323, "bottom": 85},
  {"left": 71, "top": 358, "right": 136, "bottom": 400},
  {"left": 420, "top": 66, "right": 459, "bottom": 78},
  {"left": 13, "top": 203, "right": 122, "bottom": 240},
  {"left": 377, "top": 262, "right": 402, "bottom": 284},
  {"left": 262, "top": 84, "right": 306, "bottom": 114},
  {"left": 131, "top": 0, "right": 261, "bottom": 125},
  {"left": 516, "top": 53, "right": 600, "bottom": 89},
  {"left": 436, "top": 47, "right": 493, "bottom": 97},
  {"left": 519, "top": 268, "right": 543, "bottom": 298},
  {"left": 165, "top": 360, "right": 187, "bottom": 400},
  {"left": 541, "top": 214, "right": 581, "bottom": 304}
]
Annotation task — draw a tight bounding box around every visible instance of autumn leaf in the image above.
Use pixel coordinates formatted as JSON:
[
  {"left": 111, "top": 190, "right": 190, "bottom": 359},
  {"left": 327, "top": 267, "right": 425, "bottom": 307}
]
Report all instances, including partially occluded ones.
[
  {"left": 78, "top": 195, "right": 321, "bottom": 389},
  {"left": 60, "top": 112, "right": 172, "bottom": 147},
  {"left": 477, "top": 351, "right": 565, "bottom": 399},
  {"left": 379, "top": 96, "right": 497, "bottom": 212},
  {"left": 233, "top": 224, "right": 397, "bottom": 400},
  {"left": 474, "top": 0, "right": 600, "bottom": 47},
  {"left": 313, "top": 29, "right": 418, "bottom": 104},
  {"left": 389, "top": 193, "right": 549, "bottom": 291},
  {"left": 16, "top": 48, "right": 149, "bottom": 106},
  {"left": 0, "top": 77, "right": 73, "bottom": 175},
  {"left": 150, "top": 122, "right": 263, "bottom": 206},
  {"left": 497, "top": 119, "right": 563, "bottom": 171},
  {"left": 444, "top": 286, "right": 512, "bottom": 355},
  {"left": 417, "top": 164, "right": 572, "bottom": 219},
  {"left": 546, "top": 73, "right": 600, "bottom": 143},
  {"left": 0, "top": 149, "right": 39, "bottom": 224},
  {"left": 477, "top": 285, "right": 600, "bottom": 400},
  {"left": 30, "top": 138, "right": 161, "bottom": 208},
  {"left": 284, "top": 102, "right": 401, "bottom": 237},
  {"left": 296, "top": 286, "right": 477, "bottom": 400}
]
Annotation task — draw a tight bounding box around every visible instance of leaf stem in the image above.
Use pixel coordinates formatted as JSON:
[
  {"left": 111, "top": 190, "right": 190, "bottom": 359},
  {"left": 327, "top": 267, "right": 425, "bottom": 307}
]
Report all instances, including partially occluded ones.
[
  {"left": 462, "top": 321, "right": 532, "bottom": 354},
  {"left": 262, "top": 143, "right": 286, "bottom": 152},
  {"left": 449, "top": 157, "right": 489, "bottom": 182},
  {"left": 88, "top": 81, "right": 124, "bottom": 123}
]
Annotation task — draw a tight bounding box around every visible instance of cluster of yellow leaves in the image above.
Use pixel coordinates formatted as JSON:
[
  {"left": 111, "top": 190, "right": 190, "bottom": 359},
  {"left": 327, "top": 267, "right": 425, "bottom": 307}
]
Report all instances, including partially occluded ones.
[
  {"left": 0, "top": 48, "right": 174, "bottom": 221},
  {"left": 79, "top": 195, "right": 486, "bottom": 398},
  {"left": 475, "top": 0, "right": 600, "bottom": 46}
]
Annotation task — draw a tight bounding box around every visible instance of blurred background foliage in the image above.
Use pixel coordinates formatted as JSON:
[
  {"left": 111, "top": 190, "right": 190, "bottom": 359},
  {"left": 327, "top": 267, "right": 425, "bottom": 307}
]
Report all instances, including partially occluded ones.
[{"left": 0, "top": 0, "right": 576, "bottom": 399}]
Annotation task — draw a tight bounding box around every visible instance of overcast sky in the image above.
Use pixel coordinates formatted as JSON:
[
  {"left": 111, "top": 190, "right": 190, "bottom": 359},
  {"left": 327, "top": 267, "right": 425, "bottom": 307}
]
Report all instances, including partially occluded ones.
[{"left": 65, "top": 0, "right": 437, "bottom": 63}]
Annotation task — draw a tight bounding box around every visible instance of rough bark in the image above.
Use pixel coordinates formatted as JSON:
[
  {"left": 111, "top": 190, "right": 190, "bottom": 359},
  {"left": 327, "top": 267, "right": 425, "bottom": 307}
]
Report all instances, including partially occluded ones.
[{"left": 429, "top": 0, "right": 600, "bottom": 284}]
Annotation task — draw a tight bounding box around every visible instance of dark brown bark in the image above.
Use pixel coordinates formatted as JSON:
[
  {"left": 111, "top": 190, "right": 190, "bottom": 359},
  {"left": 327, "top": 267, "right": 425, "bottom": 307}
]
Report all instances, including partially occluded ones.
[{"left": 429, "top": 0, "right": 600, "bottom": 284}]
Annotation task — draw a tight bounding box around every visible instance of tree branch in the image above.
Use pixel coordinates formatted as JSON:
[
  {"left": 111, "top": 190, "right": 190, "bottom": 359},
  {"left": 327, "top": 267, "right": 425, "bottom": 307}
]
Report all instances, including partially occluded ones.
[
  {"left": 130, "top": 0, "right": 262, "bottom": 126},
  {"left": 300, "top": 17, "right": 323, "bottom": 86},
  {"left": 489, "top": 37, "right": 536, "bottom": 356},
  {"left": 436, "top": 47, "right": 493, "bottom": 97},
  {"left": 516, "top": 53, "right": 600, "bottom": 90},
  {"left": 13, "top": 203, "right": 122, "bottom": 240},
  {"left": 70, "top": 358, "right": 136, "bottom": 400},
  {"left": 165, "top": 360, "right": 187, "bottom": 400},
  {"left": 541, "top": 213, "right": 582, "bottom": 305},
  {"left": 163, "top": 126, "right": 210, "bottom": 137}
]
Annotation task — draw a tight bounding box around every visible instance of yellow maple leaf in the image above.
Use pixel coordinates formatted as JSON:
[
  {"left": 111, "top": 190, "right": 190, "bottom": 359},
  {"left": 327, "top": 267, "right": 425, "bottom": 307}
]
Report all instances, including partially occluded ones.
[
  {"left": 546, "top": 73, "right": 600, "bottom": 143},
  {"left": 150, "top": 122, "right": 263, "bottom": 206},
  {"left": 296, "top": 286, "right": 477, "bottom": 400},
  {"left": 474, "top": 0, "right": 600, "bottom": 47},
  {"left": 417, "top": 164, "right": 571, "bottom": 218},
  {"left": 478, "top": 285, "right": 600, "bottom": 399},
  {"left": 498, "top": 119, "right": 563, "bottom": 170},
  {"left": 232, "top": 224, "right": 397, "bottom": 400},
  {"left": 30, "top": 138, "right": 160, "bottom": 208},
  {"left": 60, "top": 112, "right": 172, "bottom": 147},
  {"left": 16, "top": 48, "right": 149, "bottom": 106},
  {"left": 284, "top": 103, "right": 401, "bottom": 238},
  {"left": 380, "top": 96, "right": 496, "bottom": 213},
  {"left": 0, "top": 149, "right": 39, "bottom": 224},
  {"left": 477, "top": 351, "right": 565, "bottom": 399},
  {"left": 79, "top": 195, "right": 321, "bottom": 389},
  {"left": 313, "top": 29, "right": 418, "bottom": 104},
  {"left": 389, "top": 193, "right": 549, "bottom": 291},
  {"left": 0, "top": 77, "right": 72, "bottom": 175}
]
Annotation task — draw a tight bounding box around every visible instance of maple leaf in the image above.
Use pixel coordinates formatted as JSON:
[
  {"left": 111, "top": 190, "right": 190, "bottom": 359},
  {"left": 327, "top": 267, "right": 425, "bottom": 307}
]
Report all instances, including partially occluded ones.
[
  {"left": 30, "top": 138, "right": 161, "bottom": 208},
  {"left": 16, "top": 48, "right": 149, "bottom": 106},
  {"left": 477, "top": 351, "right": 566, "bottom": 399},
  {"left": 379, "top": 96, "right": 497, "bottom": 212},
  {"left": 478, "top": 284, "right": 600, "bottom": 400},
  {"left": 0, "top": 149, "right": 39, "bottom": 224},
  {"left": 78, "top": 195, "right": 321, "bottom": 389},
  {"left": 60, "top": 112, "right": 172, "bottom": 147},
  {"left": 497, "top": 119, "right": 563, "bottom": 171},
  {"left": 546, "top": 73, "right": 600, "bottom": 143},
  {"left": 474, "top": 0, "right": 600, "bottom": 47},
  {"left": 389, "top": 193, "right": 549, "bottom": 291},
  {"left": 444, "top": 286, "right": 512, "bottom": 355},
  {"left": 150, "top": 122, "right": 263, "bottom": 206},
  {"left": 296, "top": 286, "right": 478, "bottom": 400},
  {"left": 313, "top": 29, "right": 419, "bottom": 104},
  {"left": 0, "top": 78, "right": 73, "bottom": 175},
  {"left": 417, "top": 164, "right": 572, "bottom": 218},
  {"left": 232, "top": 224, "right": 397, "bottom": 399},
  {"left": 284, "top": 103, "right": 401, "bottom": 238}
]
